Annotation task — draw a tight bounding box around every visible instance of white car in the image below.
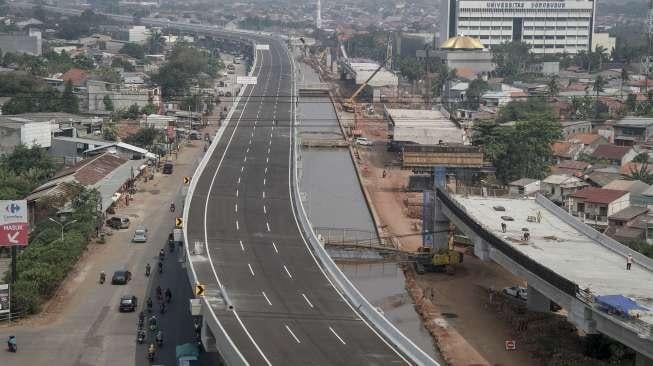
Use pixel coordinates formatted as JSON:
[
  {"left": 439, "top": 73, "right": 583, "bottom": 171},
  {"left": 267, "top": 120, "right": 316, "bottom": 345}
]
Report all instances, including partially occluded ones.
[
  {"left": 132, "top": 226, "right": 148, "bottom": 243},
  {"left": 354, "top": 137, "right": 373, "bottom": 146},
  {"left": 503, "top": 286, "right": 527, "bottom": 301}
]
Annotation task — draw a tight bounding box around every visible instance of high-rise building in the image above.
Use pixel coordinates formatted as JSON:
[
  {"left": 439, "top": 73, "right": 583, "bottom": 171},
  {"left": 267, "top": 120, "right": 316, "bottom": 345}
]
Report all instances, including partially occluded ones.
[{"left": 439, "top": 0, "right": 596, "bottom": 54}]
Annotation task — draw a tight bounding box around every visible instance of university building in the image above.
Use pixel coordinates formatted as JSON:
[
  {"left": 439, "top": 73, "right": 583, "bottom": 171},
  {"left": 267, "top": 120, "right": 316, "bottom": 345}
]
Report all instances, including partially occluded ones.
[{"left": 440, "top": 0, "right": 596, "bottom": 54}]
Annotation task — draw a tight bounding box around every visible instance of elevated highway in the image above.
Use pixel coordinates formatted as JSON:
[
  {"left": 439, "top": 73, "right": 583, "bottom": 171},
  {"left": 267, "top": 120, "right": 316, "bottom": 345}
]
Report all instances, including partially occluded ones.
[{"left": 436, "top": 189, "right": 653, "bottom": 364}]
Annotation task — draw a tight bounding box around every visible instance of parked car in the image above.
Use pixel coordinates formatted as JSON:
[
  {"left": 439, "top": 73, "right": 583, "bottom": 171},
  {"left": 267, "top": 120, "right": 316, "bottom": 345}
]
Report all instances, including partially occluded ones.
[
  {"left": 503, "top": 286, "right": 528, "bottom": 301},
  {"left": 162, "top": 163, "right": 174, "bottom": 174},
  {"left": 105, "top": 216, "right": 130, "bottom": 229},
  {"left": 119, "top": 295, "right": 137, "bottom": 312},
  {"left": 132, "top": 226, "right": 148, "bottom": 243},
  {"left": 354, "top": 137, "right": 373, "bottom": 146},
  {"left": 111, "top": 270, "right": 132, "bottom": 285}
]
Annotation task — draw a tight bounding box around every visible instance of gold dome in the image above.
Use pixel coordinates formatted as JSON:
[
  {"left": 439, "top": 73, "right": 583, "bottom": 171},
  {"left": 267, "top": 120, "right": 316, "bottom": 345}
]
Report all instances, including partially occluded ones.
[{"left": 440, "top": 35, "right": 485, "bottom": 50}]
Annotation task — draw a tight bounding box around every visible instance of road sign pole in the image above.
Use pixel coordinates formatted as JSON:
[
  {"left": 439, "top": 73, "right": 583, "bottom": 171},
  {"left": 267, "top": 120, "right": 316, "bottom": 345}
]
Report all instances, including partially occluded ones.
[{"left": 11, "top": 245, "right": 17, "bottom": 283}]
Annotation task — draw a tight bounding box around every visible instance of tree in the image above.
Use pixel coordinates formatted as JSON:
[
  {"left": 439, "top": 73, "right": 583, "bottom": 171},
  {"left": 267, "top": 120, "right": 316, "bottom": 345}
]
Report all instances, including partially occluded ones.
[
  {"left": 620, "top": 68, "right": 629, "bottom": 98},
  {"left": 628, "top": 162, "right": 653, "bottom": 185},
  {"left": 633, "top": 152, "right": 650, "bottom": 164},
  {"left": 492, "top": 42, "right": 532, "bottom": 79},
  {"left": 93, "top": 67, "right": 121, "bottom": 84},
  {"left": 147, "top": 30, "right": 165, "bottom": 54},
  {"left": 60, "top": 80, "right": 79, "bottom": 114},
  {"left": 123, "top": 127, "right": 161, "bottom": 148},
  {"left": 593, "top": 75, "right": 607, "bottom": 119},
  {"left": 103, "top": 95, "right": 114, "bottom": 112},
  {"left": 102, "top": 124, "right": 117, "bottom": 141},
  {"left": 547, "top": 75, "right": 560, "bottom": 97},
  {"left": 464, "top": 78, "right": 489, "bottom": 109},
  {"left": 497, "top": 99, "right": 553, "bottom": 123},
  {"left": 140, "top": 103, "right": 157, "bottom": 115},
  {"left": 121, "top": 104, "right": 141, "bottom": 120},
  {"left": 472, "top": 113, "right": 561, "bottom": 183},
  {"left": 119, "top": 43, "right": 146, "bottom": 60}
]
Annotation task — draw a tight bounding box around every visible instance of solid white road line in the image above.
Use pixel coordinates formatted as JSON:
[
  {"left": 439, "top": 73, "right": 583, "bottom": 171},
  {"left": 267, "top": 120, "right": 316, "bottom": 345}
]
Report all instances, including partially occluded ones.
[
  {"left": 329, "top": 327, "right": 347, "bottom": 345},
  {"left": 266, "top": 222, "right": 271, "bottom": 232},
  {"left": 302, "top": 293, "right": 314, "bottom": 308},
  {"left": 236, "top": 220, "right": 239, "bottom": 231},
  {"left": 283, "top": 265, "right": 292, "bottom": 278},
  {"left": 263, "top": 205, "right": 267, "bottom": 214},
  {"left": 240, "top": 240, "right": 244, "bottom": 251},
  {"left": 263, "top": 178, "right": 266, "bottom": 186},
  {"left": 272, "top": 241, "right": 278, "bottom": 253},
  {"left": 236, "top": 189, "right": 239, "bottom": 197},
  {"left": 285, "top": 325, "right": 301, "bottom": 344},
  {"left": 248, "top": 263, "right": 255, "bottom": 276},
  {"left": 235, "top": 203, "right": 238, "bottom": 212},
  {"left": 262, "top": 291, "right": 272, "bottom": 306}
]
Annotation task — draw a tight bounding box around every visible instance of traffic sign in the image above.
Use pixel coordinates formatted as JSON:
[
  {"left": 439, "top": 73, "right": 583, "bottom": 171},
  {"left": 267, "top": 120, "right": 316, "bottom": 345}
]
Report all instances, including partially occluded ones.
[
  {"left": 0, "top": 200, "right": 28, "bottom": 246},
  {"left": 256, "top": 44, "right": 270, "bottom": 50},
  {"left": 184, "top": 176, "right": 191, "bottom": 185},
  {"left": 505, "top": 340, "right": 516, "bottom": 350},
  {"left": 195, "top": 283, "right": 205, "bottom": 297},
  {"left": 175, "top": 217, "right": 183, "bottom": 228},
  {"left": 237, "top": 76, "right": 258, "bottom": 85}
]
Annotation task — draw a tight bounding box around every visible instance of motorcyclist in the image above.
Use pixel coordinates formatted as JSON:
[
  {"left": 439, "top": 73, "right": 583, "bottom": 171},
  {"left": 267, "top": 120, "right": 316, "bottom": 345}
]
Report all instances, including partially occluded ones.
[
  {"left": 99, "top": 271, "right": 106, "bottom": 284},
  {"left": 156, "top": 286, "right": 162, "bottom": 298},
  {"left": 156, "top": 331, "right": 163, "bottom": 346},
  {"left": 137, "top": 329, "right": 146, "bottom": 344},
  {"left": 146, "top": 297, "right": 153, "bottom": 313},
  {"left": 147, "top": 343, "right": 155, "bottom": 360},
  {"left": 159, "top": 249, "right": 165, "bottom": 261},
  {"left": 7, "top": 335, "right": 16, "bottom": 352},
  {"left": 165, "top": 288, "right": 172, "bottom": 303},
  {"left": 169, "top": 202, "right": 175, "bottom": 212},
  {"left": 145, "top": 263, "right": 151, "bottom": 277},
  {"left": 149, "top": 315, "right": 158, "bottom": 331},
  {"left": 193, "top": 320, "right": 201, "bottom": 337},
  {"left": 158, "top": 261, "right": 163, "bottom": 273}
]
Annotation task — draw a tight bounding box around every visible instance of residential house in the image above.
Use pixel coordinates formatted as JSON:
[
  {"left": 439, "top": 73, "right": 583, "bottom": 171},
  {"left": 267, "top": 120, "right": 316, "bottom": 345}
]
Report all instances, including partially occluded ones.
[
  {"left": 550, "top": 160, "right": 591, "bottom": 176},
  {"left": 0, "top": 29, "right": 42, "bottom": 56},
  {"left": 0, "top": 115, "right": 52, "bottom": 154},
  {"left": 612, "top": 117, "right": 653, "bottom": 146},
  {"left": 552, "top": 141, "right": 582, "bottom": 162},
  {"left": 480, "top": 85, "right": 527, "bottom": 107},
  {"left": 607, "top": 206, "right": 650, "bottom": 243},
  {"left": 62, "top": 68, "right": 89, "bottom": 87},
  {"left": 604, "top": 179, "right": 651, "bottom": 206},
  {"left": 508, "top": 178, "right": 540, "bottom": 196},
  {"left": 87, "top": 80, "right": 161, "bottom": 114},
  {"left": 585, "top": 170, "right": 622, "bottom": 187},
  {"left": 590, "top": 144, "right": 637, "bottom": 166},
  {"left": 541, "top": 174, "right": 589, "bottom": 207},
  {"left": 570, "top": 187, "right": 630, "bottom": 228},
  {"left": 568, "top": 133, "right": 607, "bottom": 155},
  {"left": 140, "top": 114, "right": 175, "bottom": 130},
  {"left": 561, "top": 121, "right": 592, "bottom": 139}
]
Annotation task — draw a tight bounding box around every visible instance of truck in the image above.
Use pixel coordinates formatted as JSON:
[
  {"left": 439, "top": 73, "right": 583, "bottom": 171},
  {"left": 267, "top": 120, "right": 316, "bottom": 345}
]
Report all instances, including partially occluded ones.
[{"left": 413, "top": 246, "right": 463, "bottom": 274}]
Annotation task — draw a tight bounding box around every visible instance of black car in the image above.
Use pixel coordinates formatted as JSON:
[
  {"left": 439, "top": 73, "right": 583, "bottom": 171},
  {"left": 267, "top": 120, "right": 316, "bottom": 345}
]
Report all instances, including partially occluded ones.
[
  {"left": 162, "top": 163, "right": 174, "bottom": 174},
  {"left": 105, "top": 216, "right": 130, "bottom": 229},
  {"left": 111, "top": 270, "right": 132, "bottom": 285},
  {"left": 119, "top": 295, "right": 137, "bottom": 312}
]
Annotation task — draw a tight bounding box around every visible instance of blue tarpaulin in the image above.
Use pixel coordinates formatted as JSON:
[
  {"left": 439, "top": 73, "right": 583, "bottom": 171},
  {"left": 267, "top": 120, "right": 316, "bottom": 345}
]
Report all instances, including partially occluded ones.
[{"left": 595, "top": 295, "right": 649, "bottom": 314}]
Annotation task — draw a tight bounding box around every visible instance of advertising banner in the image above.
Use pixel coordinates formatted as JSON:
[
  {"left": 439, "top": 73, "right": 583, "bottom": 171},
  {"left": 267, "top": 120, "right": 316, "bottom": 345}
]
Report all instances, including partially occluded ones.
[
  {"left": 0, "top": 284, "right": 9, "bottom": 314},
  {"left": 0, "top": 200, "right": 28, "bottom": 246}
]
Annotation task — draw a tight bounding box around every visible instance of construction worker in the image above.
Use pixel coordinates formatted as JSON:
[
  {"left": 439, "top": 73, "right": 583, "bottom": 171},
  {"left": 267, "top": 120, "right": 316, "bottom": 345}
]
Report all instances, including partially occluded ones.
[
  {"left": 627, "top": 254, "right": 633, "bottom": 270},
  {"left": 501, "top": 222, "right": 507, "bottom": 233}
]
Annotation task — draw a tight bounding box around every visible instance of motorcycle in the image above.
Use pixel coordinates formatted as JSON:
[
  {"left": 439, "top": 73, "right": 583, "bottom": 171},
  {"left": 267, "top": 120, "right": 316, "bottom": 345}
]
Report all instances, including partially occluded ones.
[
  {"left": 137, "top": 330, "right": 146, "bottom": 344},
  {"left": 7, "top": 336, "right": 16, "bottom": 353},
  {"left": 155, "top": 331, "right": 163, "bottom": 347},
  {"left": 99, "top": 272, "right": 106, "bottom": 284},
  {"left": 158, "top": 261, "right": 163, "bottom": 274},
  {"left": 145, "top": 264, "right": 151, "bottom": 277}
]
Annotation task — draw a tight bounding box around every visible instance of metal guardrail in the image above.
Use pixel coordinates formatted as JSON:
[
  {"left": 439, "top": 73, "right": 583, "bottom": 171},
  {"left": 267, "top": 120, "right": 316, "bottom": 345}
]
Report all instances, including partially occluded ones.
[{"left": 288, "top": 51, "right": 437, "bottom": 366}]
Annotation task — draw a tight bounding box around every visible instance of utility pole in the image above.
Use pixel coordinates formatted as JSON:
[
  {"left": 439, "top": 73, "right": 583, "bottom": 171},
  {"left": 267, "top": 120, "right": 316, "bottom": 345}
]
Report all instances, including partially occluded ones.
[{"left": 48, "top": 218, "right": 78, "bottom": 242}]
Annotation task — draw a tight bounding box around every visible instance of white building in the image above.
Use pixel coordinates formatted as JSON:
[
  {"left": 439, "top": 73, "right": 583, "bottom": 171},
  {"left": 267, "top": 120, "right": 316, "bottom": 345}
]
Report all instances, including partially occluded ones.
[
  {"left": 384, "top": 107, "right": 466, "bottom": 145},
  {"left": 440, "top": 0, "right": 596, "bottom": 54},
  {"left": 592, "top": 32, "right": 616, "bottom": 52},
  {"left": 128, "top": 26, "right": 151, "bottom": 45}
]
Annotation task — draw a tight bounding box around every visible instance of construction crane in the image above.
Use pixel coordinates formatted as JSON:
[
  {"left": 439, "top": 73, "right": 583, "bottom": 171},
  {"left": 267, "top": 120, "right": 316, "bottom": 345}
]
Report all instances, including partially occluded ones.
[{"left": 341, "top": 55, "right": 392, "bottom": 112}]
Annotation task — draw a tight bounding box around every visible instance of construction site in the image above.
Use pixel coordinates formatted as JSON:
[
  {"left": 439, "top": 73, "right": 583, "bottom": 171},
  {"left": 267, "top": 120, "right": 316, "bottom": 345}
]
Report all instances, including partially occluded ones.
[{"left": 292, "top": 36, "right": 646, "bottom": 366}]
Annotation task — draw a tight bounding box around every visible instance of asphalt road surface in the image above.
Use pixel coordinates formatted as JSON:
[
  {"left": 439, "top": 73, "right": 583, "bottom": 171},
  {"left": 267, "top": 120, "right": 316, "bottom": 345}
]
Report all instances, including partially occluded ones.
[{"left": 186, "top": 39, "right": 409, "bottom": 365}]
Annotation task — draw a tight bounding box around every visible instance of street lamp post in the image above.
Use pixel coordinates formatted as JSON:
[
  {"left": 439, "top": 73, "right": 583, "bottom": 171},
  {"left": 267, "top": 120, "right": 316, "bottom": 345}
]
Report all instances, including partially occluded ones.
[{"left": 48, "top": 218, "right": 78, "bottom": 242}]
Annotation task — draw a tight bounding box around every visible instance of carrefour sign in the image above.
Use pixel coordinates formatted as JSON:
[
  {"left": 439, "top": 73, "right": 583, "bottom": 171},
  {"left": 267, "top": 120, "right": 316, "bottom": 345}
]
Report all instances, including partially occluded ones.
[{"left": 484, "top": 1, "right": 566, "bottom": 9}]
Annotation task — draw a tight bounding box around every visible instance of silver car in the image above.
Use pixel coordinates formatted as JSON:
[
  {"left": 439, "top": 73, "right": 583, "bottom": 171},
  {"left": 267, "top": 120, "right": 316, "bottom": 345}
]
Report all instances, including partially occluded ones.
[{"left": 132, "top": 226, "right": 148, "bottom": 243}]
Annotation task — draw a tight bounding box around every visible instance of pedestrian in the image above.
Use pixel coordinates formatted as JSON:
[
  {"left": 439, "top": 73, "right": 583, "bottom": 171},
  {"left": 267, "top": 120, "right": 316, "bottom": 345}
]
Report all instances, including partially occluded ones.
[
  {"left": 501, "top": 222, "right": 506, "bottom": 233},
  {"left": 626, "top": 254, "right": 633, "bottom": 270},
  {"left": 382, "top": 170, "right": 387, "bottom": 178}
]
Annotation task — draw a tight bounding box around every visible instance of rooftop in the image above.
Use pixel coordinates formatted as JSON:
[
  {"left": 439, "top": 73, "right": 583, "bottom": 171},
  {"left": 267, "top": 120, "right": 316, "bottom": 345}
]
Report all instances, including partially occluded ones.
[
  {"left": 542, "top": 174, "right": 587, "bottom": 187},
  {"left": 614, "top": 117, "right": 653, "bottom": 128},
  {"left": 453, "top": 194, "right": 653, "bottom": 325},
  {"left": 592, "top": 144, "right": 633, "bottom": 160},
  {"left": 569, "top": 133, "right": 604, "bottom": 145},
  {"left": 440, "top": 35, "right": 485, "bottom": 50},
  {"left": 603, "top": 180, "right": 650, "bottom": 195},
  {"left": 571, "top": 187, "right": 628, "bottom": 204},
  {"left": 509, "top": 178, "right": 539, "bottom": 187},
  {"left": 608, "top": 206, "right": 649, "bottom": 222}
]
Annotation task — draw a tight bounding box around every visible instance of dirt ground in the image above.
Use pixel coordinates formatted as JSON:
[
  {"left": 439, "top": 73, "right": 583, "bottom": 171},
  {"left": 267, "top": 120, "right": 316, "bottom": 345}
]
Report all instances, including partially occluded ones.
[{"left": 352, "top": 114, "right": 540, "bottom": 365}]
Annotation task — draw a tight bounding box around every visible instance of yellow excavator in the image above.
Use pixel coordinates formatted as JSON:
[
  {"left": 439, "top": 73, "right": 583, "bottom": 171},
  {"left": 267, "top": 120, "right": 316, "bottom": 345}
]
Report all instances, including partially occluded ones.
[
  {"left": 341, "top": 56, "right": 392, "bottom": 112},
  {"left": 413, "top": 223, "right": 463, "bottom": 274}
]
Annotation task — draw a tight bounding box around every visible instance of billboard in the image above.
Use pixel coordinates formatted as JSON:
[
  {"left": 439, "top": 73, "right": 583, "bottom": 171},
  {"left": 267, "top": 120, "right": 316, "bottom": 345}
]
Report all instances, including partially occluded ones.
[
  {"left": 0, "top": 284, "right": 8, "bottom": 314},
  {"left": 0, "top": 200, "right": 29, "bottom": 246}
]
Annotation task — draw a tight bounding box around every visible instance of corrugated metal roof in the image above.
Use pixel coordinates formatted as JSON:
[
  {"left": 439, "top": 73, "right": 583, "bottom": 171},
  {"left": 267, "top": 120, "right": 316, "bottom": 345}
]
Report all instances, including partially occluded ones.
[{"left": 572, "top": 187, "right": 628, "bottom": 204}]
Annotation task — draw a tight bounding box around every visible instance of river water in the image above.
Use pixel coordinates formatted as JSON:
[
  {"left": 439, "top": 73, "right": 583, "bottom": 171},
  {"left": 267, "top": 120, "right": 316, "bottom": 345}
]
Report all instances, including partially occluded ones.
[{"left": 296, "top": 62, "right": 442, "bottom": 362}]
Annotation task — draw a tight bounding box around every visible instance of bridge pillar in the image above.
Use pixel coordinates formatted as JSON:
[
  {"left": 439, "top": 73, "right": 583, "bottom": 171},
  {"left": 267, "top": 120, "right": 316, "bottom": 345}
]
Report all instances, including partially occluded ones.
[
  {"left": 433, "top": 198, "right": 450, "bottom": 251},
  {"left": 201, "top": 316, "right": 218, "bottom": 352},
  {"left": 527, "top": 285, "right": 550, "bottom": 313},
  {"left": 472, "top": 235, "right": 491, "bottom": 261},
  {"left": 637, "top": 352, "right": 653, "bottom": 366}
]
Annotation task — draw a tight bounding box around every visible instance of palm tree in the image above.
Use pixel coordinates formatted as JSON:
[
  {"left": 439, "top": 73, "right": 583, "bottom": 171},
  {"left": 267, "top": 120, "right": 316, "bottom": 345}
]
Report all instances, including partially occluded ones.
[
  {"left": 593, "top": 75, "right": 607, "bottom": 119},
  {"left": 620, "top": 67, "right": 629, "bottom": 98},
  {"left": 547, "top": 75, "right": 559, "bottom": 97},
  {"left": 594, "top": 45, "right": 608, "bottom": 71}
]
